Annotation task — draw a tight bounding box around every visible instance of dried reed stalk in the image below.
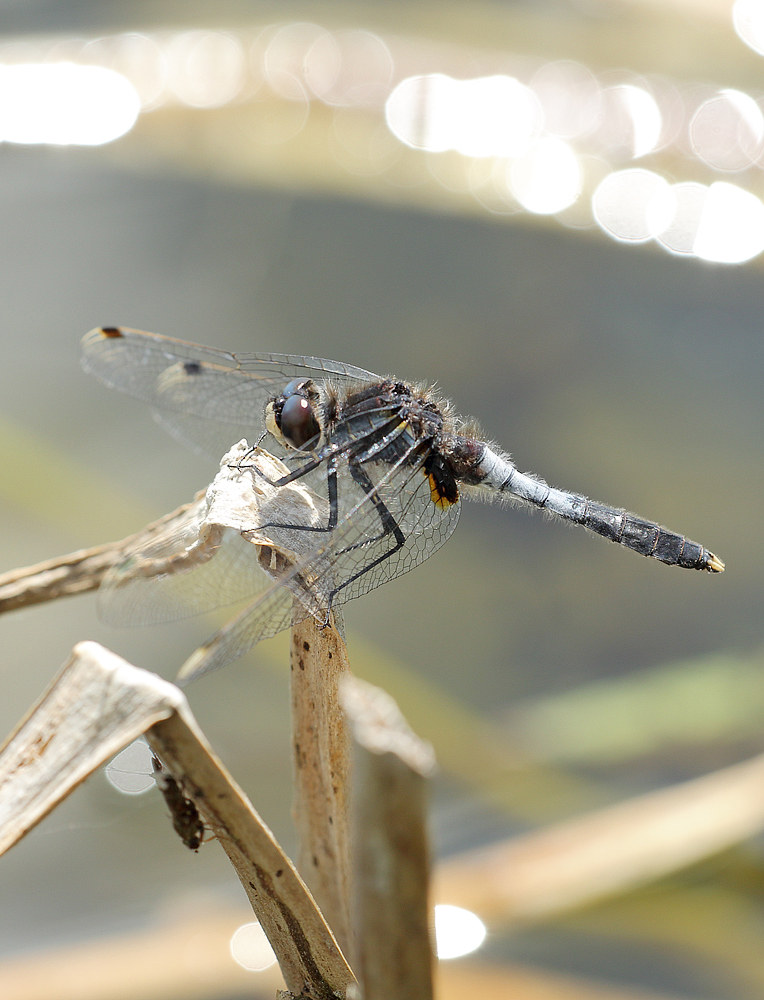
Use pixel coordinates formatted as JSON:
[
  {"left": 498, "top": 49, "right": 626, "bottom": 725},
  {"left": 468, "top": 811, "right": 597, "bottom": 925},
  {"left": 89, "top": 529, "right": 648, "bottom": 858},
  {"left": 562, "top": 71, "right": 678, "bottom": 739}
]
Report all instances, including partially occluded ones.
[
  {"left": 0, "top": 500, "right": 198, "bottom": 614},
  {"left": 0, "top": 641, "right": 355, "bottom": 999},
  {"left": 290, "top": 613, "right": 353, "bottom": 960},
  {"left": 342, "top": 676, "right": 437, "bottom": 1000}
]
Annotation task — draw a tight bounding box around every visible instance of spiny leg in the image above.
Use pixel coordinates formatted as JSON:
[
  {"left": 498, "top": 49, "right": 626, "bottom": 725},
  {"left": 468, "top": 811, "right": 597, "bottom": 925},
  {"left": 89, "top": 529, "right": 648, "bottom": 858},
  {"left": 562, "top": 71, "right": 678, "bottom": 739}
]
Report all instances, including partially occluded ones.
[
  {"left": 236, "top": 414, "right": 411, "bottom": 538},
  {"left": 234, "top": 440, "right": 340, "bottom": 534},
  {"left": 322, "top": 460, "right": 407, "bottom": 612}
]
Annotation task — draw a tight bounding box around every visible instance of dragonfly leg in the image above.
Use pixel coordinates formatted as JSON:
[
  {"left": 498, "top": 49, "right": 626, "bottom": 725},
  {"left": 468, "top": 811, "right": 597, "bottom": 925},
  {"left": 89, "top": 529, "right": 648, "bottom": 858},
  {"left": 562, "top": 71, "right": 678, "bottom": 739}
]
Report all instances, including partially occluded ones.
[
  {"left": 229, "top": 432, "right": 267, "bottom": 468},
  {"left": 254, "top": 457, "right": 340, "bottom": 536},
  {"left": 322, "top": 460, "right": 407, "bottom": 615}
]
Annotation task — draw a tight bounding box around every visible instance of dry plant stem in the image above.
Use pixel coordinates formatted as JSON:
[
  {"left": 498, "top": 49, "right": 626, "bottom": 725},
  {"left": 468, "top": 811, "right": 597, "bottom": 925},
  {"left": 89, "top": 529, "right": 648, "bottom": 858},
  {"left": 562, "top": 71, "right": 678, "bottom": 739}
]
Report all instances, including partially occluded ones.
[
  {"left": 290, "top": 613, "right": 353, "bottom": 960},
  {"left": 146, "top": 714, "right": 354, "bottom": 999},
  {"left": 0, "top": 642, "right": 355, "bottom": 1000},
  {"left": 0, "top": 499, "right": 199, "bottom": 614},
  {"left": 432, "top": 747, "right": 764, "bottom": 924},
  {"left": 0, "top": 642, "right": 182, "bottom": 855},
  {"left": 342, "top": 676, "right": 437, "bottom": 1000}
]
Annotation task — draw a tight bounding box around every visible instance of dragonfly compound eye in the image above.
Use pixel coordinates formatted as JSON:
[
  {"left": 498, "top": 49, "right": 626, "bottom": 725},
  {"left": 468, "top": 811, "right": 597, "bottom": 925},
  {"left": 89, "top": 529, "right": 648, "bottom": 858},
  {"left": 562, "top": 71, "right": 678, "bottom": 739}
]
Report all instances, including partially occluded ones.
[{"left": 279, "top": 393, "right": 320, "bottom": 449}]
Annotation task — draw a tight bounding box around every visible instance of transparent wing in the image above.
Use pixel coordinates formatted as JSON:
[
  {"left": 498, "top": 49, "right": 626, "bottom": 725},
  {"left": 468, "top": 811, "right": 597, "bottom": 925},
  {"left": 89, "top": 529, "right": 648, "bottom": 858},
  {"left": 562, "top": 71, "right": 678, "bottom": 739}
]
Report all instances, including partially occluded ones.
[
  {"left": 81, "top": 326, "right": 379, "bottom": 457},
  {"left": 176, "top": 446, "right": 462, "bottom": 683},
  {"left": 98, "top": 522, "right": 276, "bottom": 626},
  {"left": 97, "top": 442, "right": 333, "bottom": 626}
]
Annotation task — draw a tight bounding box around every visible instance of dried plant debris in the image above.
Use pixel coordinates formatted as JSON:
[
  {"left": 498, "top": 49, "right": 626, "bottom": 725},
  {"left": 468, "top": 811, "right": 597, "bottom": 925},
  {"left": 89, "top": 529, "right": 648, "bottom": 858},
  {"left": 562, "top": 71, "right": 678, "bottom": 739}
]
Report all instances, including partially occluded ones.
[{"left": 151, "top": 753, "right": 206, "bottom": 852}]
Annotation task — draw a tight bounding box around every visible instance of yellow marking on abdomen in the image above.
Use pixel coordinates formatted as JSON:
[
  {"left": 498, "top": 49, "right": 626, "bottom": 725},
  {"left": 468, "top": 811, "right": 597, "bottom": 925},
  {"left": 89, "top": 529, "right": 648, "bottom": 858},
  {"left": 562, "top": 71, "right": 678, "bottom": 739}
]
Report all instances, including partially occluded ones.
[{"left": 427, "top": 472, "right": 458, "bottom": 508}]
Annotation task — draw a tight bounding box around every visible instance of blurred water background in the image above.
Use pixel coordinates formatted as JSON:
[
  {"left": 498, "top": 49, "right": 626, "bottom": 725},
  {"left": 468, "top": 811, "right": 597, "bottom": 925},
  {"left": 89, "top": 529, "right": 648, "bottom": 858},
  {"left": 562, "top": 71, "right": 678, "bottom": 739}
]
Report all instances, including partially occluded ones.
[{"left": 1, "top": 2, "right": 763, "bottom": 998}]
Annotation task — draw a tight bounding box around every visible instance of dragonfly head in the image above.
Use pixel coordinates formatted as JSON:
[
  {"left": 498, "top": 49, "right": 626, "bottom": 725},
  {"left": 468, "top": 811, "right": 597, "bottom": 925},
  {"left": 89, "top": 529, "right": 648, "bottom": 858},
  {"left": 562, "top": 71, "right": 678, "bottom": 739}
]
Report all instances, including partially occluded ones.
[{"left": 265, "top": 378, "right": 322, "bottom": 451}]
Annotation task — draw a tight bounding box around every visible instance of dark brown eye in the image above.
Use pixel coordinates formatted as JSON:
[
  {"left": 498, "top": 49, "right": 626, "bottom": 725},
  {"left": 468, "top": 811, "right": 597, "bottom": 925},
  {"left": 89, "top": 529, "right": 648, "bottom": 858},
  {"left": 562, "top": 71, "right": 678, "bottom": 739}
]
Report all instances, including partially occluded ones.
[
  {"left": 279, "top": 394, "right": 319, "bottom": 449},
  {"left": 282, "top": 378, "right": 306, "bottom": 396}
]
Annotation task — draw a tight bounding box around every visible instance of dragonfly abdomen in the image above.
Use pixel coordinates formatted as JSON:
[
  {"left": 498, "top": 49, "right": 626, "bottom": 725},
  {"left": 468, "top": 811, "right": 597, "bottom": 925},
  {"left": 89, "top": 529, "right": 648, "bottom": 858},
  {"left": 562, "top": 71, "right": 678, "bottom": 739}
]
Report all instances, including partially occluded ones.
[{"left": 462, "top": 444, "right": 724, "bottom": 573}]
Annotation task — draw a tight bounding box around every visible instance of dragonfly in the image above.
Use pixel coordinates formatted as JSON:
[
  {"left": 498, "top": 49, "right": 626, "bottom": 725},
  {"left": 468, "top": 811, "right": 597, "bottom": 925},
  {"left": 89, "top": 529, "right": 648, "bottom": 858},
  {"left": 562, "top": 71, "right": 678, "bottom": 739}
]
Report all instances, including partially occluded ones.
[{"left": 81, "top": 326, "right": 724, "bottom": 683}]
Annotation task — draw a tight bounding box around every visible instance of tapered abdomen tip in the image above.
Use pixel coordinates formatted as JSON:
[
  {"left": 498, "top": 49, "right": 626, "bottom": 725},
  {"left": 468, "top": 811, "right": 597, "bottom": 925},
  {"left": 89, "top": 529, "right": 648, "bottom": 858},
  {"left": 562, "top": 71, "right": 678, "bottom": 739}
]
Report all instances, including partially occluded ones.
[{"left": 705, "top": 551, "right": 725, "bottom": 573}]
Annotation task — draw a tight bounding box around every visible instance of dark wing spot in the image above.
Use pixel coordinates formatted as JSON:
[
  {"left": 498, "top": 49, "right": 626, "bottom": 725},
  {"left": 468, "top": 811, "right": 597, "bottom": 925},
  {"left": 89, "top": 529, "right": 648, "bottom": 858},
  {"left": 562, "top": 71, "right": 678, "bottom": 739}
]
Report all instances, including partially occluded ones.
[
  {"left": 100, "top": 327, "right": 122, "bottom": 338},
  {"left": 183, "top": 361, "right": 203, "bottom": 376}
]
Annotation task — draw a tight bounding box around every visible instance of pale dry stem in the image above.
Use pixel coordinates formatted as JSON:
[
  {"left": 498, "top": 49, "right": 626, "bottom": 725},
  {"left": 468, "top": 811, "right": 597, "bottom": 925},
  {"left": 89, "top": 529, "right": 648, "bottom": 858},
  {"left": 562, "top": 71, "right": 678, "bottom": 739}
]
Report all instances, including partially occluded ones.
[
  {"left": 0, "top": 641, "right": 355, "bottom": 999},
  {"left": 289, "top": 614, "right": 354, "bottom": 960},
  {"left": 0, "top": 499, "right": 200, "bottom": 614},
  {"left": 342, "top": 675, "right": 437, "bottom": 1000}
]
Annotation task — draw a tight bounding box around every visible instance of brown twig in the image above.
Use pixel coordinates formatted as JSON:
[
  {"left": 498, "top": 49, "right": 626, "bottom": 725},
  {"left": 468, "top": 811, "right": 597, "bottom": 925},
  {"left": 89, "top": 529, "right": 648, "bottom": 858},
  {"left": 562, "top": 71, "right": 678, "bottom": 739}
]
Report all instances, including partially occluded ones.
[
  {"left": 0, "top": 642, "right": 355, "bottom": 999},
  {"left": 0, "top": 443, "right": 328, "bottom": 624},
  {"left": 0, "top": 499, "right": 199, "bottom": 614},
  {"left": 289, "top": 613, "right": 353, "bottom": 960},
  {"left": 342, "top": 675, "right": 437, "bottom": 1000},
  {"left": 146, "top": 712, "right": 354, "bottom": 998}
]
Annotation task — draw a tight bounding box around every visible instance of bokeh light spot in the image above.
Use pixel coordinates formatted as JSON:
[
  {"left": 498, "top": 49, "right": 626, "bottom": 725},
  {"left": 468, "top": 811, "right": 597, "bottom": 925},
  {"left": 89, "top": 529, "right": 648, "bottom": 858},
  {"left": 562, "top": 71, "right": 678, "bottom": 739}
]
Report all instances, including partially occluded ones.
[
  {"left": 530, "top": 61, "right": 600, "bottom": 139},
  {"left": 307, "top": 29, "right": 393, "bottom": 107},
  {"left": 104, "top": 739, "right": 155, "bottom": 795},
  {"left": 230, "top": 922, "right": 278, "bottom": 971},
  {"left": 263, "top": 22, "right": 327, "bottom": 102},
  {"left": 619, "top": 85, "right": 662, "bottom": 157},
  {"left": 509, "top": 137, "right": 581, "bottom": 215},
  {"left": 0, "top": 62, "right": 139, "bottom": 145},
  {"left": 693, "top": 181, "right": 764, "bottom": 263},
  {"left": 596, "top": 85, "right": 662, "bottom": 160},
  {"left": 690, "top": 90, "right": 764, "bottom": 171},
  {"left": 733, "top": 0, "right": 764, "bottom": 55},
  {"left": 434, "top": 905, "right": 487, "bottom": 960},
  {"left": 468, "top": 157, "right": 521, "bottom": 215},
  {"left": 385, "top": 74, "right": 542, "bottom": 158},
  {"left": 166, "top": 31, "right": 245, "bottom": 108},
  {"left": 592, "top": 168, "right": 670, "bottom": 243},
  {"left": 654, "top": 182, "right": 708, "bottom": 255},
  {"left": 83, "top": 33, "right": 168, "bottom": 110}
]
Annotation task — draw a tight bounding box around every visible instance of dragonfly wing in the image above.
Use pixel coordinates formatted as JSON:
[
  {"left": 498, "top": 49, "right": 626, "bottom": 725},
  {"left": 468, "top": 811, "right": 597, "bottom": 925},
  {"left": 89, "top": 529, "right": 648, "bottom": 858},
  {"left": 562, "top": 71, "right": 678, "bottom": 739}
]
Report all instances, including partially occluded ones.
[
  {"left": 176, "top": 444, "right": 461, "bottom": 682},
  {"left": 98, "top": 520, "right": 275, "bottom": 626},
  {"left": 81, "top": 326, "right": 379, "bottom": 457},
  {"left": 97, "top": 442, "right": 333, "bottom": 626}
]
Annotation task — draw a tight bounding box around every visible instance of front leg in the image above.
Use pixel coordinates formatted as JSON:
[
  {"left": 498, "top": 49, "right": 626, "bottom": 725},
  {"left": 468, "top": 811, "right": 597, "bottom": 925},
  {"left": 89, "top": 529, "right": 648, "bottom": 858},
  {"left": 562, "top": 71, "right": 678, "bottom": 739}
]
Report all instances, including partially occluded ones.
[{"left": 250, "top": 455, "right": 340, "bottom": 535}]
